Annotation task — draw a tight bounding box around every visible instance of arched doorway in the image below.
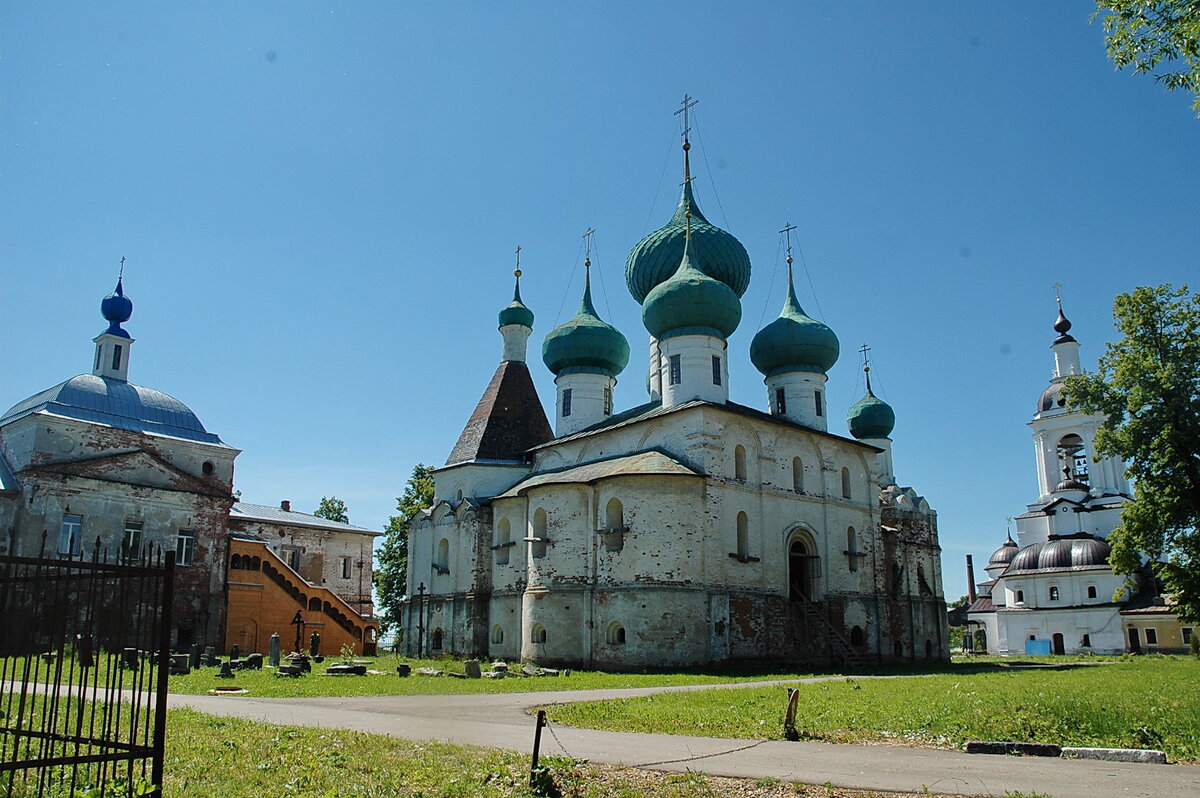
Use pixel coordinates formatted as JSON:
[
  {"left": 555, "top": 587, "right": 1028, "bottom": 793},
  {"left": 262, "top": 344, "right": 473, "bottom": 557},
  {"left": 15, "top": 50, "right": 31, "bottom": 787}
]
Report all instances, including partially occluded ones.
[
  {"left": 788, "top": 535, "right": 815, "bottom": 602},
  {"left": 1052, "top": 632, "right": 1065, "bottom": 655}
]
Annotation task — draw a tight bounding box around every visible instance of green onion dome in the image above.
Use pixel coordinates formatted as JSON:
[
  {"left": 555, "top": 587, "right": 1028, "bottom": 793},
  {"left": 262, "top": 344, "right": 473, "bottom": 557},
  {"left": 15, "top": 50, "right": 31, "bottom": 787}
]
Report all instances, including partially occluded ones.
[
  {"left": 749, "top": 277, "right": 839, "bottom": 377},
  {"left": 542, "top": 270, "right": 629, "bottom": 377},
  {"left": 642, "top": 243, "right": 741, "bottom": 341},
  {"left": 847, "top": 374, "right": 895, "bottom": 439},
  {"left": 626, "top": 180, "right": 751, "bottom": 304},
  {"left": 498, "top": 270, "right": 534, "bottom": 329}
]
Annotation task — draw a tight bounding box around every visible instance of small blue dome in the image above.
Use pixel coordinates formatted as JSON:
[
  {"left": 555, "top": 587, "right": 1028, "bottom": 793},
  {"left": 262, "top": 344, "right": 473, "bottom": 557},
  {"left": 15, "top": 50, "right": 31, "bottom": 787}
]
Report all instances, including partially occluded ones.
[
  {"left": 100, "top": 278, "right": 133, "bottom": 338},
  {"left": 542, "top": 271, "right": 629, "bottom": 377},
  {"left": 749, "top": 278, "right": 839, "bottom": 377},
  {"left": 847, "top": 377, "right": 895, "bottom": 439},
  {"left": 498, "top": 272, "right": 534, "bottom": 329},
  {"left": 626, "top": 180, "right": 751, "bottom": 304},
  {"left": 0, "top": 374, "right": 224, "bottom": 445},
  {"left": 642, "top": 244, "right": 741, "bottom": 340}
]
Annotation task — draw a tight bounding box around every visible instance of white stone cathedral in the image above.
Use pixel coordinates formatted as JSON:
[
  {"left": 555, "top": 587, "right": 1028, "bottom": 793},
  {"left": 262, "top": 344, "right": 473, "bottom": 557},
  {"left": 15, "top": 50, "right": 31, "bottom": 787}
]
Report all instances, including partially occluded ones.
[{"left": 399, "top": 126, "right": 948, "bottom": 669}]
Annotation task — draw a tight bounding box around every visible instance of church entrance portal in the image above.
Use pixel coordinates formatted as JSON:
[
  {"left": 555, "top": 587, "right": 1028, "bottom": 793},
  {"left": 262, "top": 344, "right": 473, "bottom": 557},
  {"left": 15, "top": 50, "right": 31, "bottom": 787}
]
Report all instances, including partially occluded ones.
[
  {"left": 1052, "top": 632, "right": 1065, "bottom": 655},
  {"left": 788, "top": 538, "right": 814, "bottom": 602}
]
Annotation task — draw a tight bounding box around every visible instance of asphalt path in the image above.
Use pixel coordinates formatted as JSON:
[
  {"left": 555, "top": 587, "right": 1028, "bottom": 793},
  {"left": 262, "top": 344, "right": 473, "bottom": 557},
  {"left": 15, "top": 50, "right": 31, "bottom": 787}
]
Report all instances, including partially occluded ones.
[{"left": 170, "top": 675, "right": 1200, "bottom": 798}]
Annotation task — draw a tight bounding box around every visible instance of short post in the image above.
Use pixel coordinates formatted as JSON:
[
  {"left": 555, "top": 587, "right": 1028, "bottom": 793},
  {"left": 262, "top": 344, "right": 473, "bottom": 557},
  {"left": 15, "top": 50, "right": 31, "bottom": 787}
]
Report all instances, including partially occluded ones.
[
  {"left": 529, "top": 709, "right": 547, "bottom": 791},
  {"left": 784, "top": 688, "right": 800, "bottom": 741},
  {"left": 269, "top": 633, "right": 281, "bottom": 667}
]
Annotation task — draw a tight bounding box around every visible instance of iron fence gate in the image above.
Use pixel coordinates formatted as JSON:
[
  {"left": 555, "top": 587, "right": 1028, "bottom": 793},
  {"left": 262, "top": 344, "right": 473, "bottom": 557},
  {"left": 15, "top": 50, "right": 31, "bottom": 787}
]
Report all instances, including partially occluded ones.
[{"left": 0, "top": 544, "right": 174, "bottom": 798}]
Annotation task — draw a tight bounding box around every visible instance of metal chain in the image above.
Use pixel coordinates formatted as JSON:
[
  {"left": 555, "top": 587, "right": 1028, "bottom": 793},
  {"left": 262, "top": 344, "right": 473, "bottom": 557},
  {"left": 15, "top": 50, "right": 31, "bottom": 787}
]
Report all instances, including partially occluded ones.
[{"left": 541, "top": 716, "right": 768, "bottom": 769}]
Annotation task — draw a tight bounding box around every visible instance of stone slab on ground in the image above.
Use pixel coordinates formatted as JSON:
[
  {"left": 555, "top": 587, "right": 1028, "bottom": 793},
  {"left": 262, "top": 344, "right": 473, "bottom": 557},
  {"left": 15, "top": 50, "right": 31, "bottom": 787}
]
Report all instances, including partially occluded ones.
[{"left": 1063, "top": 747, "right": 1169, "bottom": 764}]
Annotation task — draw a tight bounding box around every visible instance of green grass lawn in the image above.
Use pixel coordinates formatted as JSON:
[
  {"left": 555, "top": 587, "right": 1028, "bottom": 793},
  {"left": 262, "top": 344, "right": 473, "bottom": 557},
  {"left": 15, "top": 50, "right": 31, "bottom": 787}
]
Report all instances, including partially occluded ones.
[{"left": 545, "top": 655, "right": 1200, "bottom": 762}]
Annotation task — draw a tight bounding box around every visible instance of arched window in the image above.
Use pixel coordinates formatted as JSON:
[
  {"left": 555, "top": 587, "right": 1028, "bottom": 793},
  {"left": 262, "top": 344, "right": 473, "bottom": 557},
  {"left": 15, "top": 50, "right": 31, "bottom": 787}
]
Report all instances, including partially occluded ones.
[
  {"left": 230, "top": 554, "right": 242, "bottom": 569},
  {"left": 250, "top": 556, "right": 260, "bottom": 570},
  {"left": 431, "top": 628, "right": 444, "bottom": 650},
  {"left": 841, "top": 467, "right": 852, "bottom": 499},
  {"left": 1087, "top": 585, "right": 1097, "bottom": 599},
  {"left": 734, "top": 445, "right": 747, "bottom": 482},
  {"left": 491, "top": 625, "right": 504, "bottom": 645},
  {"left": 202, "top": 461, "right": 215, "bottom": 476},
  {"left": 846, "top": 527, "right": 859, "bottom": 573},
  {"left": 308, "top": 597, "right": 321, "bottom": 611},
  {"left": 1049, "top": 585, "right": 1060, "bottom": 601},
  {"left": 437, "top": 538, "right": 450, "bottom": 574},
  {"left": 532, "top": 508, "right": 548, "bottom": 559},
  {"left": 606, "top": 498, "right": 624, "bottom": 530},
  {"left": 792, "top": 457, "right": 803, "bottom": 492},
  {"left": 736, "top": 512, "right": 749, "bottom": 558},
  {"left": 606, "top": 622, "right": 626, "bottom": 645},
  {"left": 850, "top": 626, "right": 865, "bottom": 648},
  {"left": 530, "top": 624, "right": 546, "bottom": 644},
  {"left": 1015, "top": 589, "right": 1025, "bottom": 604},
  {"left": 496, "top": 518, "right": 511, "bottom": 565},
  {"left": 1056, "top": 433, "right": 1090, "bottom": 485}
]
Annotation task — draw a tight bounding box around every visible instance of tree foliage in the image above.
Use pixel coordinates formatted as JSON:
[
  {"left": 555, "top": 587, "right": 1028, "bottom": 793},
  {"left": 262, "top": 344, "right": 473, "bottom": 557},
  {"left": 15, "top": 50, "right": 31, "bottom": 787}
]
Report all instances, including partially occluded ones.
[
  {"left": 1095, "top": 1, "right": 1200, "bottom": 114},
  {"left": 313, "top": 496, "right": 350, "bottom": 524},
  {"left": 374, "top": 463, "right": 435, "bottom": 636},
  {"left": 1063, "top": 284, "right": 1200, "bottom": 621}
]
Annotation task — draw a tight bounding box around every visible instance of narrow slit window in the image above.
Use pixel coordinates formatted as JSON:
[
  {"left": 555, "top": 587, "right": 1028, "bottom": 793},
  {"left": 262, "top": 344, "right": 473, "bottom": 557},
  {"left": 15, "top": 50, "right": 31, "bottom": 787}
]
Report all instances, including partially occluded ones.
[
  {"left": 603, "top": 387, "right": 613, "bottom": 415},
  {"left": 669, "top": 354, "right": 682, "bottom": 385},
  {"left": 112, "top": 344, "right": 123, "bottom": 371},
  {"left": 712, "top": 355, "right": 721, "bottom": 385},
  {"left": 814, "top": 390, "right": 823, "bottom": 417},
  {"left": 775, "top": 388, "right": 787, "bottom": 415},
  {"left": 562, "top": 388, "right": 572, "bottom": 417}
]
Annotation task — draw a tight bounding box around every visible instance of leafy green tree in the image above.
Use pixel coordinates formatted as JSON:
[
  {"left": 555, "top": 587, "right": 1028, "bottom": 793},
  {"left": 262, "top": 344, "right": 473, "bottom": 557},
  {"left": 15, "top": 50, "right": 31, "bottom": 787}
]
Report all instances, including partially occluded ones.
[
  {"left": 314, "top": 496, "right": 350, "bottom": 524},
  {"left": 1063, "top": 284, "right": 1200, "bottom": 621},
  {"left": 374, "top": 464, "right": 435, "bottom": 636},
  {"left": 1094, "top": 1, "right": 1200, "bottom": 115}
]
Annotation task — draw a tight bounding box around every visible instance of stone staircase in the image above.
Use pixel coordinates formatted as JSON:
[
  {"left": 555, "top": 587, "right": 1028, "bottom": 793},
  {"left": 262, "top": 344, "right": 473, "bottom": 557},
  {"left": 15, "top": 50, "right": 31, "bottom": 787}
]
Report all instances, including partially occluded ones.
[{"left": 791, "top": 595, "right": 865, "bottom": 672}]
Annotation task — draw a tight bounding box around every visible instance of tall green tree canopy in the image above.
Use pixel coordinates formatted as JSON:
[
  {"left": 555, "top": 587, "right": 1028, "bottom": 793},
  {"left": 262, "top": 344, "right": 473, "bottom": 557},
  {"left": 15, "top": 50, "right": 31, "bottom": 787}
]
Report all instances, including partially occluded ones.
[
  {"left": 314, "top": 496, "right": 350, "bottom": 524},
  {"left": 1063, "top": 284, "right": 1200, "bottom": 621},
  {"left": 1095, "top": 1, "right": 1200, "bottom": 115},
  {"left": 374, "top": 464, "right": 435, "bottom": 636}
]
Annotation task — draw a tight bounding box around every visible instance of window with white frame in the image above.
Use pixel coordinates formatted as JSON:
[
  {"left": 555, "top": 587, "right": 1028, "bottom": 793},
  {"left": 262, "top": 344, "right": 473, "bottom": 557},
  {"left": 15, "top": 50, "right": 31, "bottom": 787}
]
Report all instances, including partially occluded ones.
[
  {"left": 122, "top": 522, "right": 143, "bottom": 562},
  {"left": 176, "top": 529, "right": 195, "bottom": 566},
  {"left": 341, "top": 556, "right": 353, "bottom": 579},
  {"left": 60, "top": 514, "right": 82, "bottom": 557}
]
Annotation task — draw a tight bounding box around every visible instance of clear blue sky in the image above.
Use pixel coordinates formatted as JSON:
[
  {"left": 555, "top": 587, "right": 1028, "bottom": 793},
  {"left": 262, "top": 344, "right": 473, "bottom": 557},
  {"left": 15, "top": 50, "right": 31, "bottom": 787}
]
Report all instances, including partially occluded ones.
[{"left": 3, "top": 3, "right": 1196, "bottom": 601}]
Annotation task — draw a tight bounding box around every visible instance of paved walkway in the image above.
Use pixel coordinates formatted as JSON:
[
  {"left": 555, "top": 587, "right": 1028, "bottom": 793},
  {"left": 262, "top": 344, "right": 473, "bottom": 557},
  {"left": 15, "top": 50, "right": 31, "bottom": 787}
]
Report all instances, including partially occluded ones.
[{"left": 171, "top": 677, "right": 1200, "bottom": 798}]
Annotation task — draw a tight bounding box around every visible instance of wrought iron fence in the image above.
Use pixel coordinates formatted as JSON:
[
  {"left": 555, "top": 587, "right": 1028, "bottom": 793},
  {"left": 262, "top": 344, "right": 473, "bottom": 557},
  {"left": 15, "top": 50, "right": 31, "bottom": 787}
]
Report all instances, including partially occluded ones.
[{"left": 0, "top": 541, "right": 174, "bottom": 798}]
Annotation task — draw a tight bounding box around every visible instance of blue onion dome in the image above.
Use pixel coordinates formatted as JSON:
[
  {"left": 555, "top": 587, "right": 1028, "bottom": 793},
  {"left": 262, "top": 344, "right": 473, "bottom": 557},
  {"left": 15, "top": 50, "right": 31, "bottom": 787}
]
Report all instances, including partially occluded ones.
[
  {"left": 988, "top": 533, "right": 1019, "bottom": 568},
  {"left": 749, "top": 266, "right": 839, "bottom": 377},
  {"left": 642, "top": 231, "right": 741, "bottom": 340},
  {"left": 100, "top": 277, "right": 133, "bottom": 338},
  {"left": 625, "top": 167, "right": 751, "bottom": 304},
  {"left": 498, "top": 269, "right": 535, "bottom": 329},
  {"left": 542, "top": 265, "right": 629, "bottom": 377},
  {"left": 847, "top": 371, "right": 895, "bottom": 439}
]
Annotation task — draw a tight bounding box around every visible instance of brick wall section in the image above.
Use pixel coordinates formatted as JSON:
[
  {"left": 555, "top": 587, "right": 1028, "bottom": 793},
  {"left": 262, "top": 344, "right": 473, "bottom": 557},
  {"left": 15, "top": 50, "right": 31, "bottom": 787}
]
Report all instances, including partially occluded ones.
[{"left": 224, "top": 538, "right": 378, "bottom": 656}]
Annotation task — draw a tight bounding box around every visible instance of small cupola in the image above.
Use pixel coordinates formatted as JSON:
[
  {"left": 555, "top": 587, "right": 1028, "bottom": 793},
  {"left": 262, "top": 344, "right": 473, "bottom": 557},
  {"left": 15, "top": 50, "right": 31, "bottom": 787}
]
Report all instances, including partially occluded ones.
[
  {"left": 93, "top": 268, "right": 135, "bottom": 382},
  {"left": 847, "top": 370, "right": 895, "bottom": 440},
  {"left": 498, "top": 251, "right": 535, "bottom": 363},
  {"left": 542, "top": 243, "right": 630, "bottom": 436},
  {"left": 749, "top": 235, "right": 837, "bottom": 429}
]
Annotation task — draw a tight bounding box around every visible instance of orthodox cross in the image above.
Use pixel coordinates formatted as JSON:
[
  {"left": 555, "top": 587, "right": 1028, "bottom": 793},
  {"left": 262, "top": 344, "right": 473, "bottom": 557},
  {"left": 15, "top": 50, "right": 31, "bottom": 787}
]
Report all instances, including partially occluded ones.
[
  {"left": 582, "top": 228, "right": 595, "bottom": 261},
  {"left": 859, "top": 342, "right": 872, "bottom": 370},
  {"left": 779, "top": 223, "right": 797, "bottom": 260},
  {"left": 1052, "top": 281, "right": 1063, "bottom": 302},
  {"left": 514, "top": 245, "right": 521, "bottom": 277},
  {"left": 119, "top": 256, "right": 125, "bottom": 279},
  {"left": 674, "top": 93, "right": 698, "bottom": 143}
]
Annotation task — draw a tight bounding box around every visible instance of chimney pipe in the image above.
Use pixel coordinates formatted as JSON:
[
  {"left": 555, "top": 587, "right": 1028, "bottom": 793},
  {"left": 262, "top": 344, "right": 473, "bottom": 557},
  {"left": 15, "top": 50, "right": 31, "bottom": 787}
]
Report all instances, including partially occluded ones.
[
  {"left": 966, "top": 554, "right": 977, "bottom": 602},
  {"left": 281, "top": 500, "right": 291, "bottom": 512}
]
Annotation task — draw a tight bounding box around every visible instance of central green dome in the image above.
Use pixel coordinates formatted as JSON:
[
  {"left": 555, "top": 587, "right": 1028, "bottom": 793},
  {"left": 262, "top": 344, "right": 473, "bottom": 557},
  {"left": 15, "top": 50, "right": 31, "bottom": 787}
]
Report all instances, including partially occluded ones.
[
  {"left": 642, "top": 245, "right": 741, "bottom": 340},
  {"left": 626, "top": 181, "right": 751, "bottom": 304},
  {"left": 542, "top": 272, "right": 629, "bottom": 377},
  {"left": 847, "top": 377, "right": 895, "bottom": 439},
  {"left": 750, "top": 279, "right": 839, "bottom": 377}
]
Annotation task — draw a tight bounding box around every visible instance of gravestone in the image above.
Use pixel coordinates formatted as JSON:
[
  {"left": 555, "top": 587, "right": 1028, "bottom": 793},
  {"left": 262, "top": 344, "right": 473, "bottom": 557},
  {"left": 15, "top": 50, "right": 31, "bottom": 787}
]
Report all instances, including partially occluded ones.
[
  {"left": 243, "top": 652, "right": 264, "bottom": 670},
  {"left": 396, "top": 663, "right": 411, "bottom": 677},
  {"left": 268, "top": 633, "right": 281, "bottom": 667},
  {"left": 189, "top": 642, "right": 202, "bottom": 669},
  {"left": 229, "top": 644, "right": 241, "bottom": 660},
  {"left": 326, "top": 663, "right": 366, "bottom": 676},
  {"left": 169, "top": 653, "right": 191, "bottom": 675},
  {"left": 121, "top": 648, "right": 139, "bottom": 672},
  {"left": 203, "top": 646, "right": 219, "bottom": 667},
  {"left": 76, "top": 635, "right": 94, "bottom": 669},
  {"left": 215, "top": 661, "right": 234, "bottom": 679},
  {"left": 309, "top": 632, "right": 321, "bottom": 656},
  {"left": 463, "top": 660, "right": 482, "bottom": 679}
]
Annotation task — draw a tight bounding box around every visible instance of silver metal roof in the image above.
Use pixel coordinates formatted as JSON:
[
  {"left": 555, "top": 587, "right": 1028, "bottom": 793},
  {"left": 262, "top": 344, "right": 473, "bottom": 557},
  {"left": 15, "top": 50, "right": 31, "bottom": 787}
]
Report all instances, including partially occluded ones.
[{"left": 230, "top": 501, "right": 380, "bottom": 536}]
